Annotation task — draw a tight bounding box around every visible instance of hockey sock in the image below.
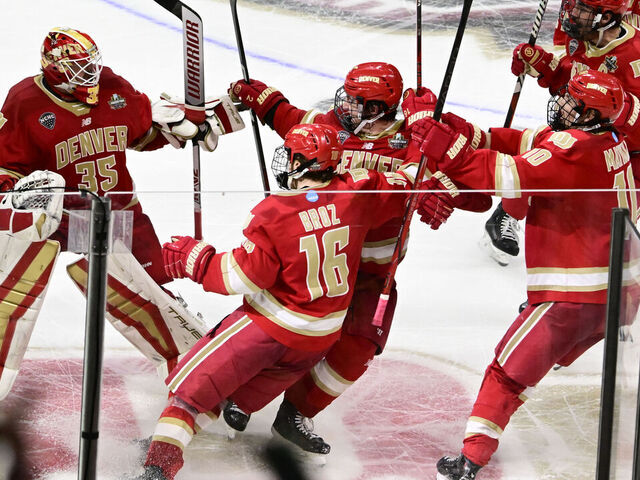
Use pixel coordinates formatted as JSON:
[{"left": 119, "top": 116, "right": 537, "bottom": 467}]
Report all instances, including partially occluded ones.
[{"left": 462, "top": 359, "right": 526, "bottom": 466}]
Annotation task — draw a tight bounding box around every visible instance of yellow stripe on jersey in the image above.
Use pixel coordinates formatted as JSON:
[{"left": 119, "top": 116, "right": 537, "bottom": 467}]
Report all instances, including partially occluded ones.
[
  {"left": 527, "top": 266, "right": 609, "bottom": 292},
  {"left": 494, "top": 153, "right": 521, "bottom": 198},
  {"left": 220, "top": 252, "right": 261, "bottom": 295},
  {"left": 246, "top": 290, "right": 346, "bottom": 336},
  {"left": 33, "top": 75, "right": 90, "bottom": 116}
]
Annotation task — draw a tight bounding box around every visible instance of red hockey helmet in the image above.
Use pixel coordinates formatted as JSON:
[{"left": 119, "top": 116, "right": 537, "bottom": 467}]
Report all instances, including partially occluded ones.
[
  {"left": 334, "top": 62, "right": 403, "bottom": 132},
  {"left": 272, "top": 124, "right": 343, "bottom": 189},
  {"left": 547, "top": 70, "right": 624, "bottom": 130},
  {"left": 41, "top": 27, "right": 103, "bottom": 105},
  {"left": 560, "top": 0, "right": 627, "bottom": 39}
]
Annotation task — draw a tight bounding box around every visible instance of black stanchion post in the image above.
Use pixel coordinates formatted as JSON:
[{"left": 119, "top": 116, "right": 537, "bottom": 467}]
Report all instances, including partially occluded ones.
[{"left": 78, "top": 196, "right": 110, "bottom": 480}]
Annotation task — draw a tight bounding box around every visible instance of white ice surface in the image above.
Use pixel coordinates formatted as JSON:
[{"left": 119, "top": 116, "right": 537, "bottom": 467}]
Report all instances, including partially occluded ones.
[{"left": 1, "top": 1, "right": 605, "bottom": 478}]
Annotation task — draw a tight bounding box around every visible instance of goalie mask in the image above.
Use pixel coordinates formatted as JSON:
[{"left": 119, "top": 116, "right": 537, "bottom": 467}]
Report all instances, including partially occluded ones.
[
  {"left": 560, "top": 0, "right": 626, "bottom": 41},
  {"left": 547, "top": 70, "right": 624, "bottom": 131},
  {"left": 272, "top": 124, "right": 343, "bottom": 190},
  {"left": 41, "top": 27, "right": 103, "bottom": 105},
  {"left": 334, "top": 62, "right": 403, "bottom": 134}
]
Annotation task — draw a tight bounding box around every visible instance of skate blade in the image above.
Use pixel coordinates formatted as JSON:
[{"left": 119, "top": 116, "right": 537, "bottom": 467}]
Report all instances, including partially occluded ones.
[
  {"left": 270, "top": 429, "right": 328, "bottom": 467},
  {"left": 479, "top": 232, "right": 511, "bottom": 266}
]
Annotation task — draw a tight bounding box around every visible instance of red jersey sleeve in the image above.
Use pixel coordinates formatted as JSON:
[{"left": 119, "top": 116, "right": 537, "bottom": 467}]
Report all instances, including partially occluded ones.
[{"left": 200, "top": 212, "right": 280, "bottom": 295}]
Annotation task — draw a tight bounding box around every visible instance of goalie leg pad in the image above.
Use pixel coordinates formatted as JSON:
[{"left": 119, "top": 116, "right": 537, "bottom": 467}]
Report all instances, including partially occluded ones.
[
  {"left": 66, "top": 241, "right": 208, "bottom": 372},
  {"left": 0, "top": 236, "right": 60, "bottom": 400}
]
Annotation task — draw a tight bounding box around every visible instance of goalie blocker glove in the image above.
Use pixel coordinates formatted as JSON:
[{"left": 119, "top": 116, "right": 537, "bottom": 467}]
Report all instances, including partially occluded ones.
[
  {"left": 0, "top": 170, "right": 65, "bottom": 242},
  {"left": 152, "top": 94, "right": 246, "bottom": 152},
  {"left": 162, "top": 235, "right": 215, "bottom": 283}
]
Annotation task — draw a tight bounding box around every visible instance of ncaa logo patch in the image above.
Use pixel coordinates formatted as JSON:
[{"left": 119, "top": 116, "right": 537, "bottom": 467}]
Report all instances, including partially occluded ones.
[
  {"left": 569, "top": 39, "right": 579, "bottom": 55},
  {"left": 39, "top": 112, "right": 56, "bottom": 130},
  {"left": 338, "top": 130, "right": 351, "bottom": 144}
]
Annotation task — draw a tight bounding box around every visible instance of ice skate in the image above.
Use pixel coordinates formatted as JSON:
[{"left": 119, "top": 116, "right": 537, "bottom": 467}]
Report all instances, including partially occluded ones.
[
  {"left": 436, "top": 453, "right": 482, "bottom": 480},
  {"left": 480, "top": 203, "right": 520, "bottom": 266},
  {"left": 222, "top": 400, "right": 251, "bottom": 439},
  {"left": 271, "top": 399, "right": 330, "bottom": 466}
]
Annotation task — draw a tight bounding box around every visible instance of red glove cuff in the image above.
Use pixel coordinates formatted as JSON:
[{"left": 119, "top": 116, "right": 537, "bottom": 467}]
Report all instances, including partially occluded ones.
[{"left": 229, "top": 79, "right": 288, "bottom": 122}]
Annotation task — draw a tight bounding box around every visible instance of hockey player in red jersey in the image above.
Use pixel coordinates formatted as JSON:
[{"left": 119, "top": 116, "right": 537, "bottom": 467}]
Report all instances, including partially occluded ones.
[
  {"left": 412, "top": 70, "right": 637, "bottom": 479},
  {"left": 221, "top": 62, "right": 491, "bottom": 456},
  {"left": 0, "top": 27, "right": 243, "bottom": 399},
  {"left": 484, "top": 0, "right": 640, "bottom": 266},
  {"left": 134, "top": 123, "right": 459, "bottom": 480}
]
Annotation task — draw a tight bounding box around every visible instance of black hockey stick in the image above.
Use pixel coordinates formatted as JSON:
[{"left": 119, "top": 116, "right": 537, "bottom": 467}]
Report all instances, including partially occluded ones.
[
  {"left": 373, "top": 0, "right": 473, "bottom": 326},
  {"left": 417, "top": 0, "right": 423, "bottom": 89},
  {"left": 154, "top": 0, "right": 205, "bottom": 239},
  {"left": 230, "top": 0, "right": 271, "bottom": 198},
  {"left": 503, "top": 0, "right": 549, "bottom": 128}
]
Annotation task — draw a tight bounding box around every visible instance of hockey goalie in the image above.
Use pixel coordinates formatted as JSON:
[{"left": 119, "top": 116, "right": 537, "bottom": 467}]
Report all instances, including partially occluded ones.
[{"left": 0, "top": 27, "right": 244, "bottom": 400}]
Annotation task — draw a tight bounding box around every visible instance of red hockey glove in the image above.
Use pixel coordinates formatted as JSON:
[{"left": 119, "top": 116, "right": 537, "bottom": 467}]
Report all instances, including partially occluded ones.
[
  {"left": 416, "top": 171, "right": 458, "bottom": 230},
  {"left": 228, "top": 79, "right": 288, "bottom": 122},
  {"left": 511, "top": 44, "right": 558, "bottom": 85},
  {"left": 402, "top": 87, "right": 438, "bottom": 128},
  {"left": 411, "top": 116, "right": 471, "bottom": 172},
  {"left": 441, "top": 112, "right": 487, "bottom": 150},
  {"left": 162, "top": 236, "right": 215, "bottom": 283}
]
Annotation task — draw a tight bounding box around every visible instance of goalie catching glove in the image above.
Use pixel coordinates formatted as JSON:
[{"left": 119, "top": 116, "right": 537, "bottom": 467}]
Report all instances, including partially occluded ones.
[
  {"left": 416, "top": 171, "right": 458, "bottom": 230},
  {"left": 0, "top": 170, "right": 65, "bottom": 242},
  {"left": 152, "top": 94, "right": 245, "bottom": 151},
  {"left": 162, "top": 235, "right": 215, "bottom": 283}
]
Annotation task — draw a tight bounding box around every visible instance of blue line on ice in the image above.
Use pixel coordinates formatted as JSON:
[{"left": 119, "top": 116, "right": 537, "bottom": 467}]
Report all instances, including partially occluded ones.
[{"left": 98, "top": 0, "right": 545, "bottom": 123}]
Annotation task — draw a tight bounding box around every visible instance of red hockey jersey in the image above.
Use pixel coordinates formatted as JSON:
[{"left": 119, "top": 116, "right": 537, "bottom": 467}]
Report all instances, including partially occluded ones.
[
  {"left": 441, "top": 126, "right": 638, "bottom": 304},
  {"left": 0, "top": 67, "right": 163, "bottom": 209},
  {"left": 199, "top": 169, "right": 411, "bottom": 351}
]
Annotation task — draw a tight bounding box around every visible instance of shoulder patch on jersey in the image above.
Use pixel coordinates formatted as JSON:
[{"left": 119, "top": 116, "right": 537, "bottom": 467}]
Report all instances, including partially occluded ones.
[
  {"left": 108, "top": 93, "right": 127, "bottom": 110},
  {"left": 0, "top": 113, "right": 6, "bottom": 130},
  {"left": 338, "top": 130, "right": 351, "bottom": 144},
  {"left": 604, "top": 55, "right": 618, "bottom": 72},
  {"left": 569, "top": 39, "right": 579, "bottom": 55},
  {"left": 38, "top": 112, "right": 56, "bottom": 130},
  {"left": 388, "top": 132, "right": 408, "bottom": 149}
]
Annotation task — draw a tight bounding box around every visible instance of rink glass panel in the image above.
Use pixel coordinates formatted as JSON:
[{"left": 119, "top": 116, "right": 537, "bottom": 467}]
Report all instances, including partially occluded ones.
[{"left": 2, "top": 188, "right": 638, "bottom": 480}]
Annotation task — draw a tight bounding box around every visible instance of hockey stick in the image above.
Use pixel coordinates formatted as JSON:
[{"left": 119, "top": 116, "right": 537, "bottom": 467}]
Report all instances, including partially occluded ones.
[
  {"left": 372, "top": 0, "right": 473, "bottom": 327},
  {"left": 417, "top": 0, "right": 423, "bottom": 89},
  {"left": 153, "top": 0, "right": 205, "bottom": 239},
  {"left": 230, "top": 0, "right": 271, "bottom": 198},
  {"left": 502, "top": 0, "right": 549, "bottom": 128}
]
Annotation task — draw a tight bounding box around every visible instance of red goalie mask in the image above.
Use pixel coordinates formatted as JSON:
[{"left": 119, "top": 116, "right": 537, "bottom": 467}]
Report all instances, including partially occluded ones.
[{"left": 41, "top": 27, "right": 103, "bottom": 105}]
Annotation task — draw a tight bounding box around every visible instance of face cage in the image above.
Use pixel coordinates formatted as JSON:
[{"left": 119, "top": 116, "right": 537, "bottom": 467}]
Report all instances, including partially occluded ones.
[
  {"left": 334, "top": 86, "right": 365, "bottom": 132},
  {"left": 57, "top": 51, "right": 103, "bottom": 87},
  {"left": 272, "top": 145, "right": 292, "bottom": 189},
  {"left": 547, "top": 92, "right": 586, "bottom": 130},
  {"left": 560, "top": 0, "right": 606, "bottom": 39}
]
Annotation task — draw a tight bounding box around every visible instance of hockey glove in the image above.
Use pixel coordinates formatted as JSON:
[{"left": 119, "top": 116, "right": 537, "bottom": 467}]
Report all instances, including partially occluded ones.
[
  {"left": 416, "top": 171, "right": 458, "bottom": 230},
  {"left": 402, "top": 87, "right": 437, "bottom": 128},
  {"left": 228, "top": 79, "right": 288, "bottom": 122},
  {"left": 411, "top": 116, "right": 471, "bottom": 172},
  {"left": 152, "top": 93, "right": 245, "bottom": 152},
  {"left": 441, "top": 112, "right": 487, "bottom": 150},
  {"left": 0, "top": 170, "right": 65, "bottom": 242},
  {"left": 511, "top": 44, "right": 559, "bottom": 87},
  {"left": 162, "top": 235, "right": 215, "bottom": 283}
]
